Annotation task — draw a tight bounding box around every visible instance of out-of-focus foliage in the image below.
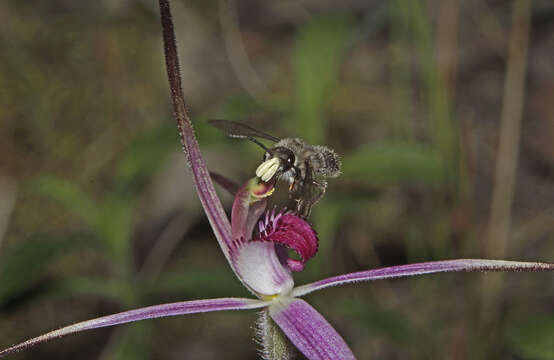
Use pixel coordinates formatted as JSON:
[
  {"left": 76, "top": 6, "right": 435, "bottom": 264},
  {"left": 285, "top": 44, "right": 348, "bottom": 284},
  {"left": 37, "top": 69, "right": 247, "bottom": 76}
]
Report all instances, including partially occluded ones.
[
  {"left": 0, "top": 235, "right": 84, "bottom": 308},
  {"left": 292, "top": 16, "right": 353, "bottom": 143},
  {"left": 342, "top": 142, "right": 445, "bottom": 186},
  {"left": 505, "top": 312, "right": 554, "bottom": 360},
  {"left": 1, "top": 0, "right": 554, "bottom": 359}
]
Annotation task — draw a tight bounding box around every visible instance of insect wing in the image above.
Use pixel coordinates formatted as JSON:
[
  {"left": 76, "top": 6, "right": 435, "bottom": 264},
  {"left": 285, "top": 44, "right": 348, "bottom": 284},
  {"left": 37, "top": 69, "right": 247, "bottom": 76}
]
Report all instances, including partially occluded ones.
[
  {"left": 290, "top": 162, "right": 326, "bottom": 219},
  {"left": 208, "top": 119, "right": 280, "bottom": 142}
]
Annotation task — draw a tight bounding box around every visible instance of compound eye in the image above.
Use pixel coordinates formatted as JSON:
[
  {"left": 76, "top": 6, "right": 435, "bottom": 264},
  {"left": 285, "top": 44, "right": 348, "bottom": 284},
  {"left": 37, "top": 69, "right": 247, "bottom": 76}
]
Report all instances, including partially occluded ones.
[
  {"left": 287, "top": 153, "right": 295, "bottom": 164},
  {"left": 284, "top": 152, "right": 295, "bottom": 169}
]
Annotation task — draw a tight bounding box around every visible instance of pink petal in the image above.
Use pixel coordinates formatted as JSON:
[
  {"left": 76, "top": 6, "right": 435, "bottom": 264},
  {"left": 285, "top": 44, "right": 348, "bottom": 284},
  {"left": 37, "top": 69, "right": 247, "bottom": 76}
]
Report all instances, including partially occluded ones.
[
  {"left": 0, "top": 298, "right": 266, "bottom": 358},
  {"left": 231, "top": 179, "right": 272, "bottom": 245},
  {"left": 292, "top": 259, "right": 554, "bottom": 297},
  {"left": 269, "top": 298, "right": 356, "bottom": 360}
]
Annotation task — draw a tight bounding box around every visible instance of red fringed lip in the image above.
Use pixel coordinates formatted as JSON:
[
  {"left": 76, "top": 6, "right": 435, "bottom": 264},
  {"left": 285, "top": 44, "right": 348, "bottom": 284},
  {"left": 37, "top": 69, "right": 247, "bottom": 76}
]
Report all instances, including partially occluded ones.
[{"left": 255, "top": 210, "right": 319, "bottom": 272}]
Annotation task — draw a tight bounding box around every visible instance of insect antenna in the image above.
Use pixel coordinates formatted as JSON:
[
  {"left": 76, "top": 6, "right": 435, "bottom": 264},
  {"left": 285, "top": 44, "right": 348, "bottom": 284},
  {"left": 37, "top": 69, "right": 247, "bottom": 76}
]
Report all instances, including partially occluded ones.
[{"left": 246, "top": 136, "right": 272, "bottom": 155}]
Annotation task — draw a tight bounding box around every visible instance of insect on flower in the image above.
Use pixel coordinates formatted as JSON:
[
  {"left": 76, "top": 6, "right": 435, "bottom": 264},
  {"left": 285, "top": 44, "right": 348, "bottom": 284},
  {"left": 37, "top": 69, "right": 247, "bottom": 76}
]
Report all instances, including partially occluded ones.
[
  {"left": 1, "top": 1, "right": 553, "bottom": 359},
  {"left": 209, "top": 119, "right": 341, "bottom": 219}
]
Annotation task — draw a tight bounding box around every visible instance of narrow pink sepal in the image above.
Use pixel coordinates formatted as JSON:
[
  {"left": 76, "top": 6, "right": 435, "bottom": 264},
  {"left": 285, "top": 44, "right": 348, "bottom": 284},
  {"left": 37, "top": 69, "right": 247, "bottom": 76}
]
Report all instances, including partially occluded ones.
[
  {"left": 159, "top": 0, "right": 236, "bottom": 269},
  {"left": 210, "top": 171, "right": 240, "bottom": 196},
  {"left": 269, "top": 298, "right": 356, "bottom": 360},
  {"left": 0, "top": 298, "right": 266, "bottom": 358},
  {"left": 292, "top": 259, "right": 554, "bottom": 297}
]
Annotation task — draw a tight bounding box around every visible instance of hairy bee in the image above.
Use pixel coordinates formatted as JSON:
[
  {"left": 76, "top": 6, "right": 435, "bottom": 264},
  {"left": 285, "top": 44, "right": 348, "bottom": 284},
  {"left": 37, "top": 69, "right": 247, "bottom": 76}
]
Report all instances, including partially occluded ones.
[{"left": 209, "top": 119, "right": 340, "bottom": 218}]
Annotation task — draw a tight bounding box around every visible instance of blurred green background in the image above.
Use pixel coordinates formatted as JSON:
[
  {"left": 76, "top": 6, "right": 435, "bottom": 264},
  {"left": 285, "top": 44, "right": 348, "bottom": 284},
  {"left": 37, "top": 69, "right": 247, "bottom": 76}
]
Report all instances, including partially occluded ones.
[{"left": 1, "top": 0, "right": 554, "bottom": 359}]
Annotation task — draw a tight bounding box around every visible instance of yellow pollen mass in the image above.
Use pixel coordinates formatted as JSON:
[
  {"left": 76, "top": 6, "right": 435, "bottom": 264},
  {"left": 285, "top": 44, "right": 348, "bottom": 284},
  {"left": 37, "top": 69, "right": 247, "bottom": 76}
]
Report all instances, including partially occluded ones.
[{"left": 256, "top": 157, "right": 280, "bottom": 182}]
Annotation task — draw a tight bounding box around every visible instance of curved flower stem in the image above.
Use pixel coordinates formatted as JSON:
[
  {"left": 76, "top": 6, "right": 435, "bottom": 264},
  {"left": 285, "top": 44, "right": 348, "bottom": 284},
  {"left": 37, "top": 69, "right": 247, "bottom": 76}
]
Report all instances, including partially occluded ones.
[{"left": 257, "top": 309, "right": 296, "bottom": 360}]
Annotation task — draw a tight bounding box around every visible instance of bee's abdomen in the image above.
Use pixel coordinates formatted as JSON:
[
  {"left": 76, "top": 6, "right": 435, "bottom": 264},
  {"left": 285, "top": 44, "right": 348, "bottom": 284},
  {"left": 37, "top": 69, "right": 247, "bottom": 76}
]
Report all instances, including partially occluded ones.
[{"left": 311, "top": 145, "right": 341, "bottom": 178}]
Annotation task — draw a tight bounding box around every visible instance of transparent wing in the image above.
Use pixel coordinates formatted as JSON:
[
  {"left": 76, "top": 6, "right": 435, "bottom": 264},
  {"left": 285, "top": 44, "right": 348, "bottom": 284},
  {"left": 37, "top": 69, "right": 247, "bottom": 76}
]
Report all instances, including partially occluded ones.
[
  {"left": 209, "top": 119, "right": 280, "bottom": 142},
  {"left": 290, "top": 162, "right": 326, "bottom": 219}
]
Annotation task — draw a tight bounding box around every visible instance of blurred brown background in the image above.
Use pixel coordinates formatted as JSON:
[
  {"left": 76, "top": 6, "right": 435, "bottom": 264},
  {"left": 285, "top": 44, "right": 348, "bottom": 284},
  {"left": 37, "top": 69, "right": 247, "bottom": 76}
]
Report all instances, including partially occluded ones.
[{"left": 1, "top": 0, "right": 553, "bottom": 359}]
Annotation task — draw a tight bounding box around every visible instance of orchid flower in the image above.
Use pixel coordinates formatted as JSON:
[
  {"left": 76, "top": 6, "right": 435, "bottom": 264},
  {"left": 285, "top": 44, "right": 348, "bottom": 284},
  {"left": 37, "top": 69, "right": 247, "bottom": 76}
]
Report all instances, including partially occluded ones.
[{"left": 1, "top": 1, "right": 553, "bottom": 359}]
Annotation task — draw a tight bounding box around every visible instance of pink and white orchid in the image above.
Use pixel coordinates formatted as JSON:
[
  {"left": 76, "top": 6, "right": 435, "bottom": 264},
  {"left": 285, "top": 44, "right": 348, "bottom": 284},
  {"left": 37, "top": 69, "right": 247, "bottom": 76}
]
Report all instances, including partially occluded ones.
[{"left": 1, "top": 1, "right": 553, "bottom": 359}]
